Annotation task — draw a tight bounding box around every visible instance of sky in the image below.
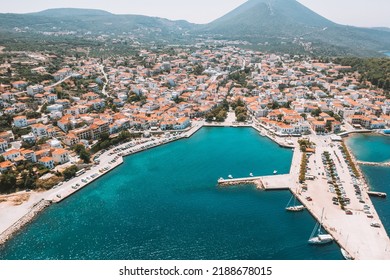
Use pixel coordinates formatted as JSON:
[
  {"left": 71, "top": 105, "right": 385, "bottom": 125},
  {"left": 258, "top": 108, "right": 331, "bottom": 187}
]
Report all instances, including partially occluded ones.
[{"left": 0, "top": 0, "right": 389, "bottom": 27}]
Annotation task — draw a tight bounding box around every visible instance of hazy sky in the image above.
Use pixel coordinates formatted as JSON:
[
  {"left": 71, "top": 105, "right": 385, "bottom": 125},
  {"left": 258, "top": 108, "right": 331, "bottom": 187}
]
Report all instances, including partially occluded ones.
[{"left": 0, "top": 0, "right": 389, "bottom": 27}]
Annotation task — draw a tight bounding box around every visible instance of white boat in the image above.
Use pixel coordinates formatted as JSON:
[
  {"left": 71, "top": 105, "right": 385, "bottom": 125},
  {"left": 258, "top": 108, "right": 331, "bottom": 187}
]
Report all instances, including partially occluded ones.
[
  {"left": 308, "top": 208, "right": 334, "bottom": 245},
  {"left": 249, "top": 173, "right": 254, "bottom": 177},
  {"left": 228, "top": 175, "right": 233, "bottom": 179},
  {"left": 341, "top": 248, "right": 354, "bottom": 260},
  {"left": 273, "top": 170, "right": 278, "bottom": 175},
  {"left": 285, "top": 193, "right": 305, "bottom": 212},
  {"left": 260, "top": 132, "right": 265, "bottom": 137}
]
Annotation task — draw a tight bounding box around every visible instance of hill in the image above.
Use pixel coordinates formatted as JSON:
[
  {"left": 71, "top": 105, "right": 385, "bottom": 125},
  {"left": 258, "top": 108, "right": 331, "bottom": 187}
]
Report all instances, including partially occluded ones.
[
  {"left": 0, "top": 4, "right": 389, "bottom": 57},
  {"left": 201, "top": 0, "right": 390, "bottom": 56}
]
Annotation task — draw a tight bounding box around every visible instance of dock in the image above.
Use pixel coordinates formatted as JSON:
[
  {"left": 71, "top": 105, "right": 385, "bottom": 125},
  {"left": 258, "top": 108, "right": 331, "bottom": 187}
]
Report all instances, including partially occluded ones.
[
  {"left": 368, "top": 191, "right": 387, "bottom": 198},
  {"left": 357, "top": 160, "right": 390, "bottom": 167},
  {"left": 218, "top": 174, "right": 291, "bottom": 190}
]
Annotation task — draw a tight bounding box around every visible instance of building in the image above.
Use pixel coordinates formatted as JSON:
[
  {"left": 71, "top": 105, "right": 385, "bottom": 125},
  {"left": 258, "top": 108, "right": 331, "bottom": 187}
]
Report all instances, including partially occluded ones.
[
  {"left": 20, "top": 149, "right": 37, "bottom": 163},
  {"left": 0, "top": 161, "right": 14, "bottom": 173},
  {"left": 2, "top": 149, "right": 21, "bottom": 162},
  {"left": 27, "top": 85, "right": 44, "bottom": 96},
  {"left": 52, "top": 148, "right": 70, "bottom": 164},
  {"left": 39, "top": 157, "right": 55, "bottom": 169},
  {"left": 63, "top": 133, "right": 79, "bottom": 146},
  {"left": 0, "top": 138, "right": 8, "bottom": 152},
  {"left": 173, "top": 117, "right": 191, "bottom": 130},
  {"left": 13, "top": 115, "right": 28, "bottom": 128},
  {"left": 31, "top": 124, "right": 50, "bottom": 138}
]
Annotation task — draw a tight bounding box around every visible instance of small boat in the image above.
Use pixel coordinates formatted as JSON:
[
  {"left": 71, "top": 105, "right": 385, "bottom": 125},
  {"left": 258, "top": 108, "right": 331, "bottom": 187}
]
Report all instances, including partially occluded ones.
[
  {"left": 273, "top": 170, "right": 278, "bottom": 175},
  {"left": 341, "top": 248, "right": 354, "bottom": 260},
  {"left": 286, "top": 192, "right": 305, "bottom": 212},
  {"left": 341, "top": 235, "right": 354, "bottom": 260},
  {"left": 249, "top": 173, "right": 254, "bottom": 177},
  {"left": 286, "top": 205, "right": 306, "bottom": 212},
  {"left": 228, "top": 175, "right": 233, "bottom": 179},
  {"left": 308, "top": 208, "right": 334, "bottom": 245}
]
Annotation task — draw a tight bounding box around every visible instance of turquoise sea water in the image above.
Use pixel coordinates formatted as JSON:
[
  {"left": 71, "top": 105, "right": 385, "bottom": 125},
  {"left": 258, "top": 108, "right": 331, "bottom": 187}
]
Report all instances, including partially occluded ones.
[
  {"left": 0, "top": 128, "right": 342, "bottom": 260},
  {"left": 346, "top": 134, "right": 390, "bottom": 234},
  {"left": 385, "top": 52, "right": 390, "bottom": 57}
]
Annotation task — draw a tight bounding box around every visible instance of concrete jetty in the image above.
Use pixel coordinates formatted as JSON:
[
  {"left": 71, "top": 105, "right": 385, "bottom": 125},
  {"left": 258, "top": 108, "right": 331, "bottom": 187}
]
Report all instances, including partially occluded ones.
[
  {"left": 357, "top": 160, "right": 390, "bottom": 167},
  {"left": 218, "top": 174, "right": 291, "bottom": 190},
  {"left": 367, "top": 191, "right": 387, "bottom": 198},
  {"left": 0, "top": 199, "right": 52, "bottom": 246}
]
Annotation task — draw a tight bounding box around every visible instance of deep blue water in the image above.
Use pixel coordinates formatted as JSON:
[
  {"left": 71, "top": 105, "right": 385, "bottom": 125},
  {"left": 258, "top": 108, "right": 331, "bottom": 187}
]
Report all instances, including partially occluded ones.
[
  {"left": 346, "top": 134, "right": 390, "bottom": 235},
  {"left": 0, "top": 128, "right": 342, "bottom": 260}
]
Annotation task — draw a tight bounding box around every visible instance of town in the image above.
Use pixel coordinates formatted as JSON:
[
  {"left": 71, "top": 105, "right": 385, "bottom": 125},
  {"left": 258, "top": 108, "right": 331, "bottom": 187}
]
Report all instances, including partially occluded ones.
[{"left": 0, "top": 46, "right": 389, "bottom": 193}]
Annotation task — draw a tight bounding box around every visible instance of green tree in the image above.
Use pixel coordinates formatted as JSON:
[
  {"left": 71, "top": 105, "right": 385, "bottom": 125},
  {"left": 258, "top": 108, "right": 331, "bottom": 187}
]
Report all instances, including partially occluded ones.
[
  {"left": 79, "top": 149, "right": 91, "bottom": 163},
  {"left": 0, "top": 172, "right": 17, "bottom": 194},
  {"left": 63, "top": 165, "right": 78, "bottom": 180},
  {"left": 236, "top": 113, "right": 247, "bottom": 122}
]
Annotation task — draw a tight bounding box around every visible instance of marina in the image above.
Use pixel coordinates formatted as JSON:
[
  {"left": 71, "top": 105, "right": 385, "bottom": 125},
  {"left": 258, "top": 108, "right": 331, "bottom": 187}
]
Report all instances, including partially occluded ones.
[{"left": 1, "top": 126, "right": 390, "bottom": 259}]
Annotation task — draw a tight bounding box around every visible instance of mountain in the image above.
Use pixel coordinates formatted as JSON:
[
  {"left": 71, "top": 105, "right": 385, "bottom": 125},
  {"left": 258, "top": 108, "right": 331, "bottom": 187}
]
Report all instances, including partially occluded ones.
[
  {"left": 0, "top": 8, "right": 194, "bottom": 40},
  {"left": 0, "top": 4, "right": 389, "bottom": 57},
  {"left": 201, "top": 0, "right": 390, "bottom": 56},
  {"left": 204, "top": 0, "right": 335, "bottom": 36}
]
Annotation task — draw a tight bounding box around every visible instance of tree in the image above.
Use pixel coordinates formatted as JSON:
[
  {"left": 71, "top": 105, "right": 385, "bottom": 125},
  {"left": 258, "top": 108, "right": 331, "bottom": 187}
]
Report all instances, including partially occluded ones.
[
  {"left": 79, "top": 149, "right": 91, "bottom": 163},
  {"left": 100, "top": 132, "right": 110, "bottom": 141},
  {"left": 300, "top": 113, "right": 307, "bottom": 120},
  {"left": 236, "top": 113, "right": 247, "bottom": 122},
  {"left": 63, "top": 165, "right": 78, "bottom": 180},
  {"left": 0, "top": 172, "right": 17, "bottom": 194},
  {"left": 311, "top": 108, "right": 322, "bottom": 117},
  {"left": 0, "top": 155, "right": 4, "bottom": 163}
]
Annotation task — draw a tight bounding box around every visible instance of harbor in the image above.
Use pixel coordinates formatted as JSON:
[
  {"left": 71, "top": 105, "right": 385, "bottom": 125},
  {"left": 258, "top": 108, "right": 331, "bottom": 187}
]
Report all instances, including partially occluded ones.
[
  {"left": 216, "top": 130, "right": 390, "bottom": 260},
  {"left": 1, "top": 124, "right": 390, "bottom": 259}
]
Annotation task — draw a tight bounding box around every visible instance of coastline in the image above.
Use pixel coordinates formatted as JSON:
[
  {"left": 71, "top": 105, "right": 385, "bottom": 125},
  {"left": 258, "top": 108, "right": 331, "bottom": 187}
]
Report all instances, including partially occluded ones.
[
  {"left": 0, "top": 122, "right": 204, "bottom": 246},
  {"left": 1, "top": 122, "right": 389, "bottom": 259}
]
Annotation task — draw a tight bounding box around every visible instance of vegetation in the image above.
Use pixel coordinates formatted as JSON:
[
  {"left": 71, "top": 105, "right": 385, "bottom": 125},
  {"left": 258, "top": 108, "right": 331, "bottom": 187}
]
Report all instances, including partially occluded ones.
[
  {"left": 73, "top": 144, "right": 91, "bottom": 163},
  {"left": 340, "top": 142, "right": 360, "bottom": 178},
  {"left": 335, "top": 57, "right": 390, "bottom": 92},
  {"left": 62, "top": 165, "right": 79, "bottom": 180},
  {"left": 299, "top": 153, "right": 307, "bottom": 183},
  {"left": 205, "top": 100, "right": 229, "bottom": 122},
  {"left": 90, "top": 130, "right": 135, "bottom": 154},
  {"left": 231, "top": 98, "right": 248, "bottom": 122},
  {"left": 298, "top": 138, "right": 313, "bottom": 152}
]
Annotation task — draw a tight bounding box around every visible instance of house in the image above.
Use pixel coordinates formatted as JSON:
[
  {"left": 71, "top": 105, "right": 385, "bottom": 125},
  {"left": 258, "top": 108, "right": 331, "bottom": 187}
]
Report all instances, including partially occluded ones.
[
  {"left": 52, "top": 148, "right": 70, "bottom": 164},
  {"left": 0, "top": 130, "right": 15, "bottom": 142},
  {"left": 39, "top": 157, "right": 55, "bottom": 169},
  {"left": 63, "top": 133, "right": 79, "bottom": 146},
  {"left": 11, "top": 81, "right": 28, "bottom": 90},
  {"left": 27, "top": 85, "right": 44, "bottom": 96},
  {"left": 311, "top": 120, "right": 326, "bottom": 133},
  {"left": 13, "top": 115, "right": 28, "bottom": 128},
  {"left": 0, "top": 138, "right": 8, "bottom": 152},
  {"left": 0, "top": 161, "right": 14, "bottom": 173},
  {"left": 90, "top": 119, "right": 109, "bottom": 140},
  {"left": 21, "top": 133, "right": 36, "bottom": 143},
  {"left": 53, "top": 68, "right": 71, "bottom": 81},
  {"left": 31, "top": 124, "right": 50, "bottom": 138},
  {"left": 174, "top": 117, "right": 191, "bottom": 130},
  {"left": 2, "top": 149, "right": 21, "bottom": 162},
  {"left": 20, "top": 149, "right": 37, "bottom": 163},
  {"left": 47, "top": 94, "right": 58, "bottom": 104}
]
